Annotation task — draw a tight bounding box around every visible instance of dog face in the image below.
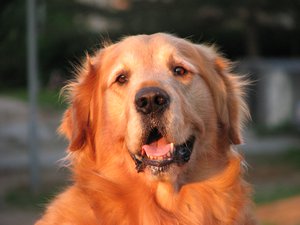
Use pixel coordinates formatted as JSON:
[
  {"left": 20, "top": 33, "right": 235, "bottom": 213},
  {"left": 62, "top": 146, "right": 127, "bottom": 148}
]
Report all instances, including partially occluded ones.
[{"left": 60, "top": 33, "right": 247, "bottom": 183}]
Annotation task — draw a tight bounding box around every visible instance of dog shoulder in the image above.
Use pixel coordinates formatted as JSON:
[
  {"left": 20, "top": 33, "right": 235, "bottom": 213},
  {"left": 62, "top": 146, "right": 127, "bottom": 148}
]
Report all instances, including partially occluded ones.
[{"left": 35, "top": 186, "right": 98, "bottom": 225}]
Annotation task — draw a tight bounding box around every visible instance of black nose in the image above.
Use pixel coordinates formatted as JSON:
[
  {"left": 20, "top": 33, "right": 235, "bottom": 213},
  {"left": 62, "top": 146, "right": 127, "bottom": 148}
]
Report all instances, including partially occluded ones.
[{"left": 135, "top": 87, "right": 170, "bottom": 115}]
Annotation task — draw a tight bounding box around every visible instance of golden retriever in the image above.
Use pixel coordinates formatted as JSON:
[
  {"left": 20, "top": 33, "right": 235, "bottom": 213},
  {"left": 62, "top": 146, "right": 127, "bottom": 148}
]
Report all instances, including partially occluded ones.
[{"left": 36, "top": 33, "right": 257, "bottom": 225}]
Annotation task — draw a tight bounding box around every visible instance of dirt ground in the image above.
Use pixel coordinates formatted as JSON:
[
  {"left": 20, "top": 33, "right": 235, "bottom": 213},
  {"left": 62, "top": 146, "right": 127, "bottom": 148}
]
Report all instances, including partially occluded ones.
[{"left": 257, "top": 196, "right": 300, "bottom": 225}]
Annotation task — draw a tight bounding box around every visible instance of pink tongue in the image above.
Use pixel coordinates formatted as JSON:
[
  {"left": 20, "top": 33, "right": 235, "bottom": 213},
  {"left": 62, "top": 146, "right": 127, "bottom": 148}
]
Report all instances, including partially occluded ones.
[{"left": 142, "top": 138, "right": 171, "bottom": 157}]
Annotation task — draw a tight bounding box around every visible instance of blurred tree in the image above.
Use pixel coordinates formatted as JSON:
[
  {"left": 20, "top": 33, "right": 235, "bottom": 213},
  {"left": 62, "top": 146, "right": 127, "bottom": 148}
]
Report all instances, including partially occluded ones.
[
  {"left": 0, "top": 0, "right": 98, "bottom": 88},
  {"left": 38, "top": 0, "right": 99, "bottom": 85},
  {"left": 71, "top": 0, "right": 300, "bottom": 58},
  {"left": 0, "top": 0, "right": 27, "bottom": 87},
  {"left": 105, "top": 0, "right": 300, "bottom": 58},
  {"left": 1, "top": 0, "right": 299, "bottom": 88}
]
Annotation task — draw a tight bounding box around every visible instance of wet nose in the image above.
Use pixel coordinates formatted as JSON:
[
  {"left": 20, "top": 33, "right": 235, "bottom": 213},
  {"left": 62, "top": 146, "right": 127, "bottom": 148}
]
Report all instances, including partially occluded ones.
[{"left": 135, "top": 87, "right": 170, "bottom": 115}]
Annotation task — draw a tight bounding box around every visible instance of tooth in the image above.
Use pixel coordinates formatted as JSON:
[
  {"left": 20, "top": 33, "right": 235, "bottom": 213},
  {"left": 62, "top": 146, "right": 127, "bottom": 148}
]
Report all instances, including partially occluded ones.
[
  {"left": 158, "top": 156, "right": 163, "bottom": 160},
  {"left": 149, "top": 156, "right": 154, "bottom": 160},
  {"left": 170, "top": 143, "right": 174, "bottom": 153}
]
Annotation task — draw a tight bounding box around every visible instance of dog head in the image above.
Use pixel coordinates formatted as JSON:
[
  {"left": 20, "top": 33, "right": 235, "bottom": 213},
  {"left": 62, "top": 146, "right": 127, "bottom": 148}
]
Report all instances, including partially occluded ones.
[{"left": 60, "top": 33, "right": 248, "bottom": 183}]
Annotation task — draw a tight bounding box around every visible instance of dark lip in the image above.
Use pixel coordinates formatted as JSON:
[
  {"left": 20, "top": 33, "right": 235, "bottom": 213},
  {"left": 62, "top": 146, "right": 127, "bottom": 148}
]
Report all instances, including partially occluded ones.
[{"left": 130, "top": 135, "right": 196, "bottom": 173}]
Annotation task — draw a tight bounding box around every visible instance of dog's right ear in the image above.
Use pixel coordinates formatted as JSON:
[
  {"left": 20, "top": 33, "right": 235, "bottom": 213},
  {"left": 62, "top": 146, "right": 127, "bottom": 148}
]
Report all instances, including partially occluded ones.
[{"left": 59, "top": 54, "right": 98, "bottom": 151}]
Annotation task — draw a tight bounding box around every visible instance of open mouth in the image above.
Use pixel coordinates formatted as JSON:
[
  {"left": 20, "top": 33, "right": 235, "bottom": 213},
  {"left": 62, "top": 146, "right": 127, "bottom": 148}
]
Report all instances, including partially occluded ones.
[{"left": 130, "top": 127, "right": 196, "bottom": 173}]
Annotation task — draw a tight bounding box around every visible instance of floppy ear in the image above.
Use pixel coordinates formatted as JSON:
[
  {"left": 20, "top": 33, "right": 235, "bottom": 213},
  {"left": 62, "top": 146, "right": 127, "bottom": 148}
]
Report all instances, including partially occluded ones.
[
  {"left": 195, "top": 44, "right": 249, "bottom": 145},
  {"left": 214, "top": 56, "right": 249, "bottom": 145},
  {"left": 59, "top": 55, "right": 98, "bottom": 151}
]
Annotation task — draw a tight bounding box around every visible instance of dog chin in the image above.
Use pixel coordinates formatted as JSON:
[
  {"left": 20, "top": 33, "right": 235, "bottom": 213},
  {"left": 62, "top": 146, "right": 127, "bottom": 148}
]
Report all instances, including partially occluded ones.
[{"left": 144, "top": 163, "right": 180, "bottom": 182}]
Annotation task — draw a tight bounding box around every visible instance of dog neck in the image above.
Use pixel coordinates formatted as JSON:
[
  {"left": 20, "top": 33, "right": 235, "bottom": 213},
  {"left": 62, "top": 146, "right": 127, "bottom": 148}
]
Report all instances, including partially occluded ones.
[{"left": 153, "top": 149, "right": 245, "bottom": 208}]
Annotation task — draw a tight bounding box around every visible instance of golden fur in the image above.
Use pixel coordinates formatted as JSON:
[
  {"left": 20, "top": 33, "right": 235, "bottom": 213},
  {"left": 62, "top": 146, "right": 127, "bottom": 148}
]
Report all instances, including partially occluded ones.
[{"left": 36, "top": 33, "right": 256, "bottom": 225}]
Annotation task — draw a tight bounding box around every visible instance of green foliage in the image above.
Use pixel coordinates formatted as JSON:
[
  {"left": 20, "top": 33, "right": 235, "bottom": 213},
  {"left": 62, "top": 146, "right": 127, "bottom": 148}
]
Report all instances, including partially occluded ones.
[
  {"left": 4, "top": 184, "right": 65, "bottom": 209},
  {"left": 38, "top": 0, "right": 100, "bottom": 84},
  {"left": 1, "top": 0, "right": 300, "bottom": 89},
  {"left": 254, "top": 123, "right": 300, "bottom": 136},
  {"left": 249, "top": 147, "right": 300, "bottom": 204},
  {"left": 0, "top": 0, "right": 27, "bottom": 87},
  {"left": 0, "top": 0, "right": 98, "bottom": 88},
  {"left": 0, "top": 88, "right": 67, "bottom": 110},
  {"left": 282, "top": 147, "right": 300, "bottom": 168},
  {"left": 255, "top": 185, "right": 300, "bottom": 205},
  {"left": 248, "top": 147, "right": 300, "bottom": 170}
]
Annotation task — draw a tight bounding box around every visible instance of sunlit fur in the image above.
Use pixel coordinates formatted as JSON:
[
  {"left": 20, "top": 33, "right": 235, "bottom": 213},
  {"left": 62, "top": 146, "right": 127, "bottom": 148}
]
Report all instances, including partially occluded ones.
[{"left": 36, "top": 33, "right": 256, "bottom": 225}]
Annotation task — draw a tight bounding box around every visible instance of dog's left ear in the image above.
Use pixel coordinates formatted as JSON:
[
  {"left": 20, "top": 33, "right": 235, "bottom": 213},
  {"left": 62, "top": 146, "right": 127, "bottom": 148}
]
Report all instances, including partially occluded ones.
[
  {"left": 214, "top": 56, "right": 249, "bottom": 145},
  {"left": 195, "top": 44, "right": 249, "bottom": 145}
]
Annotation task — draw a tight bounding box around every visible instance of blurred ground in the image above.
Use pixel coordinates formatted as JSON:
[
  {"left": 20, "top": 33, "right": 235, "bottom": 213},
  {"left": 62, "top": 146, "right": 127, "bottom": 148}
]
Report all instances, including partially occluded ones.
[
  {"left": 0, "top": 96, "right": 68, "bottom": 224},
  {"left": 0, "top": 96, "right": 299, "bottom": 225},
  {"left": 257, "top": 196, "right": 300, "bottom": 225}
]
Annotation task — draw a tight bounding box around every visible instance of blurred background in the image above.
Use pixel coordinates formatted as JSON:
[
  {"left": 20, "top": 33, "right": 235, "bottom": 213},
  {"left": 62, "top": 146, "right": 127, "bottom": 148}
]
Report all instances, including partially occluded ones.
[{"left": 0, "top": 0, "right": 300, "bottom": 224}]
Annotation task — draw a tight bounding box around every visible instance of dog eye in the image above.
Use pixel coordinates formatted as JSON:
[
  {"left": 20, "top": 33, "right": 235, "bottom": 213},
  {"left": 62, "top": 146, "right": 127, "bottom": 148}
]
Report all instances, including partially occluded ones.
[
  {"left": 116, "top": 74, "right": 128, "bottom": 84},
  {"left": 173, "top": 66, "right": 187, "bottom": 76}
]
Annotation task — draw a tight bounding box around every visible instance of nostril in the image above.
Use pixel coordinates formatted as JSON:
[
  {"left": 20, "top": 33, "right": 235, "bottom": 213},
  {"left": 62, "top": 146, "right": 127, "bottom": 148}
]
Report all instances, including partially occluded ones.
[
  {"left": 155, "top": 95, "right": 167, "bottom": 106},
  {"left": 137, "top": 97, "right": 148, "bottom": 108}
]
